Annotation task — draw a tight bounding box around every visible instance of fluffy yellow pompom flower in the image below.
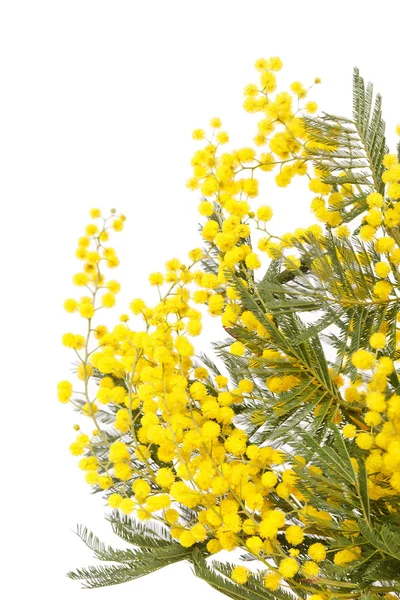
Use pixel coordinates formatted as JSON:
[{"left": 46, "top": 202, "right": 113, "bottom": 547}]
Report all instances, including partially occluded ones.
[
  {"left": 230, "top": 341, "right": 245, "bottom": 356},
  {"left": 306, "top": 101, "right": 318, "bottom": 114},
  {"left": 149, "top": 272, "right": 164, "bottom": 286},
  {"left": 62, "top": 333, "right": 85, "bottom": 349},
  {"left": 217, "top": 131, "right": 229, "bottom": 144},
  {"left": 78, "top": 301, "right": 95, "bottom": 319},
  {"left": 201, "top": 421, "right": 221, "bottom": 441},
  {"left": 179, "top": 531, "right": 196, "bottom": 547},
  {"left": 130, "top": 298, "right": 145, "bottom": 314},
  {"left": 108, "top": 493, "right": 123, "bottom": 508},
  {"left": 113, "top": 218, "right": 124, "bottom": 232},
  {"left": 257, "top": 205, "right": 273, "bottom": 221},
  {"left": 302, "top": 561, "right": 320, "bottom": 577},
  {"left": 192, "top": 128, "right": 205, "bottom": 140},
  {"left": 356, "top": 432, "right": 374, "bottom": 450},
  {"left": 201, "top": 177, "right": 219, "bottom": 197},
  {"left": 366, "top": 391, "right": 386, "bottom": 413},
  {"left": 285, "top": 525, "right": 304, "bottom": 546},
  {"left": 225, "top": 429, "right": 247, "bottom": 455},
  {"left": 119, "top": 498, "right": 134, "bottom": 514},
  {"left": 64, "top": 298, "right": 78, "bottom": 312},
  {"left": 208, "top": 294, "right": 225, "bottom": 315},
  {"left": 383, "top": 154, "right": 398, "bottom": 168},
  {"left": 156, "top": 468, "right": 175, "bottom": 488},
  {"left": 342, "top": 424, "right": 357, "bottom": 439},
  {"left": 109, "top": 441, "right": 130, "bottom": 462},
  {"left": 373, "top": 280, "right": 392, "bottom": 300},
  {"left": 264, "top": 572, "right": 281, "bottom": 590},
  {"left": 175, "top": 335, "right": 194, "bottom": 357},
  {"left": 85, "top": 224, "right": 98, "bottom": 236},
  {"left": 278, "top": 557, "right": 299, "bottom": 578},
  {"left": 73, "top": 272, "right": 89, "bottom": 286},
  {"left": 85, "top": 472, "right": 98, "bottom": 486},
  {"left": 164, "top": 509, "right": 179, "bottom": 524},
  {"left": 351, "top": 349, "right": 375, "bottom": 370},
  {"left": 210, "top": 117, "right": 222, "bottom": 128},
  {"left": 290, "top": 81, "right": 307, "bottom": 98},
  {"left": 198, "top": 200, "right": 214, "bottom": 217},
  {"left": 360, "top": 224, "right": 376, "bottom": 242},
  {"left": 375, "top": 261, "right": 390, "bottom": 278},
  {"left": 365, "top": 411, "right": 382, "bottom": 427},
  {"left": 231, "top": 566, "right": 249, "bottom": 584},
  {"left": 243, "top": 178, "right": 259, "bottom": 197},
  {"left": 101, "top": 292, "right": 116, "bottom": 308},
  {"left": 268, "top": 56, "right": 283, "bottom": 71},
  {"left": 365, "top": 207, "right": 382, "bottom": 227},
  {"left": 107, "top": 280, "right": 120, "bottom": 293},
  {"left": 367, "top": 192, "right": 384, "bottom": 207},
  {"left": 132, "top": 479, "right": 151, "bottom": 502},
  {"left": 246, "top": 536, "right": 263, "bottom": 554},
  {"left": 57, "top": 380, "right": 73, "bottom": 403},
  {"left": 207, "top": 540, "right": 222, "bottom": 554},
  {"left": 245, "top": 253, "right": 261, "bottom": 270},
  {"left": 202, "top": 220, "right": 219, "bottom": 241},
  {"left": 262, "top": 471, "right": 278, "bottom": 488},
  {"left": 254, "top": 57, "right": 269, "bottom": 70},
  {"left": 374, "top": 237, "right": 395, "bottom": 254},
  {"left": 308, "top": 543, "right": 327, "bottom": 562}
]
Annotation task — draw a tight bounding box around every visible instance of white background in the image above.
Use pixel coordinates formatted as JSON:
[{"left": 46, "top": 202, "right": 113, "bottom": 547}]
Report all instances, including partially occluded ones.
[{"left": 1, "top": 1, "right": 399, "bottom": 598}]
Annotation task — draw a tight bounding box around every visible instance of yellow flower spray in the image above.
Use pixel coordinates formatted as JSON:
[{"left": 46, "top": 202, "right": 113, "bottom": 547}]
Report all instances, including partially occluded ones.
[{"left": 60, "top": 58, "right": 400, "bottom": 598}]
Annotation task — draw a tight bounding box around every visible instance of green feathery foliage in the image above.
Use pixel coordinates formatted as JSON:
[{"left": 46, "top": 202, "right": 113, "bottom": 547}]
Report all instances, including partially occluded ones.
[
  {"left": 67, "top": 518, "right": 202, "bottom": 588},
  {"left": 304, "top": 68, "right": 388, "bottom": 222}
]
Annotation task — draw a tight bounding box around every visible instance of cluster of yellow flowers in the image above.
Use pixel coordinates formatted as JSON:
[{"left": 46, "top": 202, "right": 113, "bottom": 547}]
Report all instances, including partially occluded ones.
[
  {"left": 188, "top": 56, "right": 326, "bottom": 272},
  {"left": 340, "top": 347, "right": 400, "bottom": 497},
  {"left": 59, "top": 58, "right": 400, "bottom": 596}
]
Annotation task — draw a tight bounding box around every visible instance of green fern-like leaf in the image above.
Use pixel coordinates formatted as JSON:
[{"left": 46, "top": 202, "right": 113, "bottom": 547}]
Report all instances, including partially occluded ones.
[
  {"left": 304, "top": 67, "right": 388, "bottom": 224},
  {"left": 67, "top": 518, "right": 197, "bottom": 589}
]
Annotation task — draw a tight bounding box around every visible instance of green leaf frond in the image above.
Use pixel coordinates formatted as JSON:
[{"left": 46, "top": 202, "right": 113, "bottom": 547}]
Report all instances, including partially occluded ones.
[
  {"left": 106, "top": 511, "right": 173, "bottom": 545},
  {"left": 216, "top": 269, "right": 354, "bottom": 437},
  {"left": 304, "top": 67, "right": 388, "bottom": 224},
  {"left": 67, "top": 517, "right": 198, "bottom": 588}
]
